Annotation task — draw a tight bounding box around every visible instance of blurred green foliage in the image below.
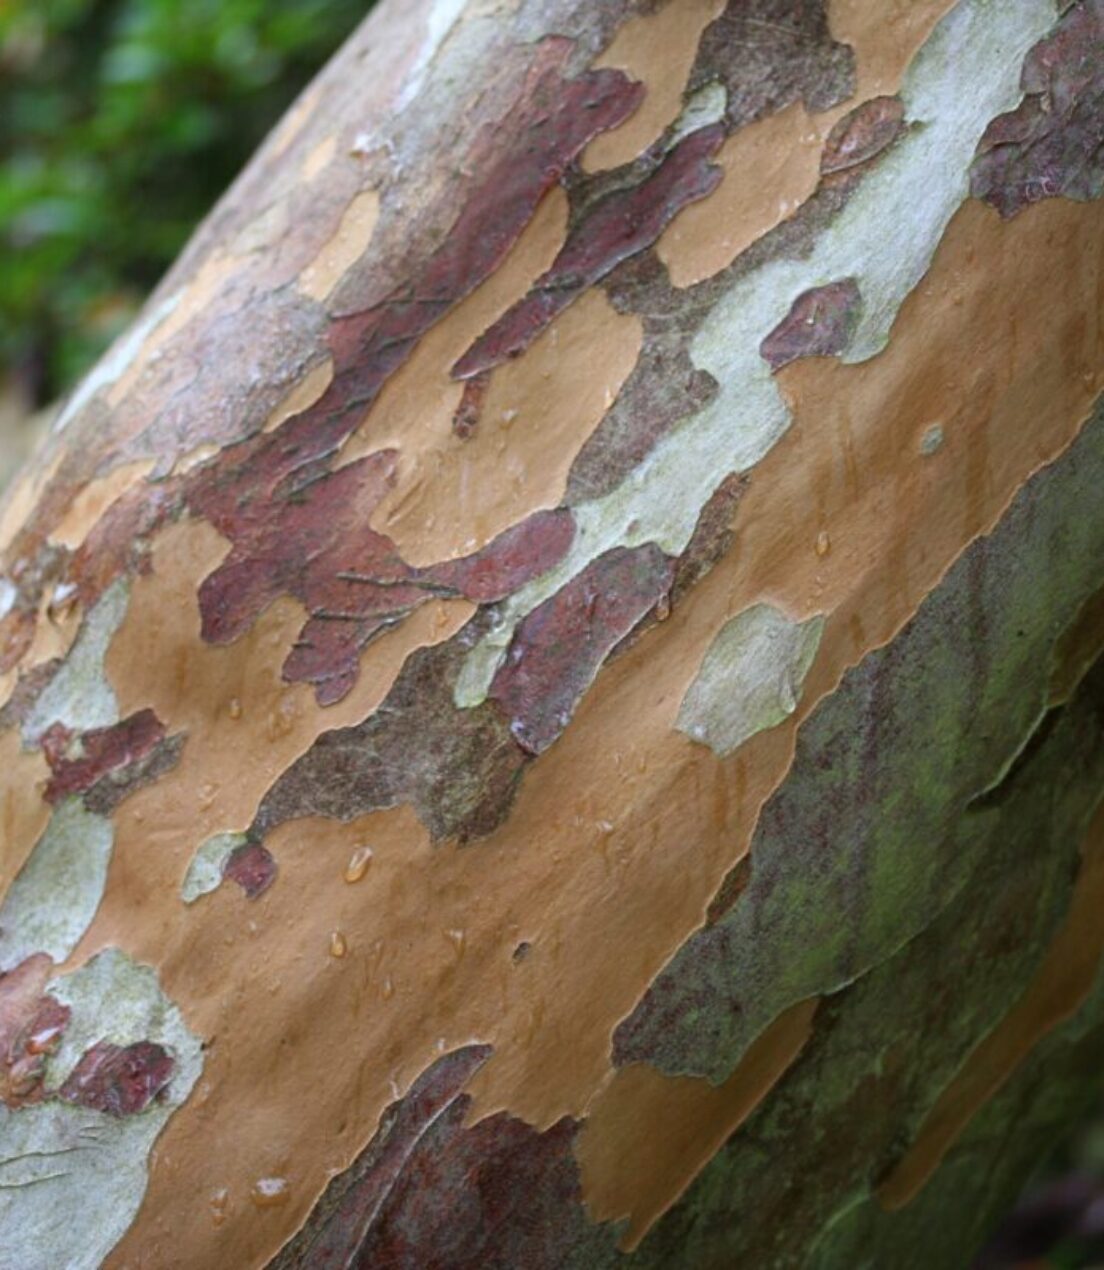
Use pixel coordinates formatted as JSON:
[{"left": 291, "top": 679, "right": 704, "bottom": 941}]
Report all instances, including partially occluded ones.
[{"left": 0, "top": 0, "right": 368, "bottom": 402}]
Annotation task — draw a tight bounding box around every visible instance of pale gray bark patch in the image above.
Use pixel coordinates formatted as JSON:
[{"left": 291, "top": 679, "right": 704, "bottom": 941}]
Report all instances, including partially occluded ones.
[
  {"left": 22, "top": 580, "right": 129, "bottom": 745},
  {"left": 677, "top": 605, "right": 825, "bottom": 756},
  {"left": 0, "top": 949, "right": 202, "bottom": 1270},
  {"left": 0, "top": 800, "right": 113, "bottom": 971},
  {"left": 181, "top": 831, "right": 249, "bottom": 903},
  {"left": 668, "top": 82, "right": 728, "bottom": 149},
  {"left": 52, "top": 292, "right": 181, "bottom": 435}
]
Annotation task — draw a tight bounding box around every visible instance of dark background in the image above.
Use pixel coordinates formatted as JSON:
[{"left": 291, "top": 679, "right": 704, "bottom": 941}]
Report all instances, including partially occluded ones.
[{"left": 0, "top": 0, "right": 365, "bottom": 406}]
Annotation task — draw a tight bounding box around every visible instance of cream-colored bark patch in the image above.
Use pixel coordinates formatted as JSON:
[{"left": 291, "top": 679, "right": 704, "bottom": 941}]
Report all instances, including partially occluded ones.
[
  {"left": 301, "top": 135, "right": 336, "bottom": 182},
  {"left": 51, "top": 461, "right": 155, "bottom": 551},
  {"left": 92, "top": 517, "right": 473, "bottom": 930},
  {"left": 0, "top": 729, "right": 51, "bottom": 907},
  {"left": 373, "top": 289, "right": 641, "bottom": 566},
  {"left": 344, "top": 186, "right": 574, "bottom": 564},
  {"left": 582, "top": 0, "right": 726, "bottom": 172},
  {"left": 261, "top": 358, "right": 334, "bottom": 433},
  {"left": 17, "top": 588, "right": 83, "bottom": 683},
  {"left": 47, "top": 7, "right": 1102, "bottom": 1263},
  {"left": 831, "top": 0, "right": 959, "bottom": 100},
  {"left": 0, "top": 448, "right": 65, "bottom": 555},
  {"left": 230, "top": 200, "right": 291, "bottom": 257},
  {"left": 660, "top": 104, "right": 824, "bottom": 288},
  {"left": 298, "top": 190, "right": 381, "bottom": 301},
  {"left": 677, "top": 605, "right": 824, "bottom": 756},
  {"left": 268, "top": 84, "right": 322, "bottom": 160},
  {"left": 0, "top": 586, "right": 131, "bottom": 972},
  {"left": 168, "top": 442, "right": 221, "bottom": 477},
  {"left": 104, "top": 176, "right": 1104, "bottom": 1263}
]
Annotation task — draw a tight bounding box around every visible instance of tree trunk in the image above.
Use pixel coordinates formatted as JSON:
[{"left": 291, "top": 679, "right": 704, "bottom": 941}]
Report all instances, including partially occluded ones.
[{"left": 1, "top": 1, "right": 1102, "bottom": 1266}]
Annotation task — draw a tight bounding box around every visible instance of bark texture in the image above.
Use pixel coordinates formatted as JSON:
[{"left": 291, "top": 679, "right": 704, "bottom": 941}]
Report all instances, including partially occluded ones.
[{"left": 0, "top": 1, "right": 1102, "bottom": 1266}]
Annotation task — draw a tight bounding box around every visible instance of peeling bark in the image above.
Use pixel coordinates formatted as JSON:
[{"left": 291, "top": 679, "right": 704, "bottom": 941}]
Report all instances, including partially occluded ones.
[{"left": 0, "top": 1, "right": 1102, "bottom": 1267}]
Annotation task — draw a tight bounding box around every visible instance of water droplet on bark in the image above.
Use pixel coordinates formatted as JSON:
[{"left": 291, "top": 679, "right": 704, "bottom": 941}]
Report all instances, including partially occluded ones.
[
  {"left": 250, "top": 1177, "right": 290, "bottom": 1208},
  {"left": 344, "top": 845, "right": 373, "bottom": 883},
  {"left": 210, "top": 1188, "right": 229, "bottom": 1225},
  {"left": 920, "top": 423, "right": 945, "bottom": 456}
]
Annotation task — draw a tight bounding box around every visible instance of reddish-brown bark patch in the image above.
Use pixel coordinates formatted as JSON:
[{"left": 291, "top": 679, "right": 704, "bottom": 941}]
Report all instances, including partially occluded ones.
[
  {"left": 82, "top": 731, "right": 185, "bottom": 816},
  {"left": 243, "top": 63, "right": 906, "bottom": 847},
  {"left": 185, "top": 50, "right": 639, "bottom": 678},
  {"left": 760, "top": 278, "right": 863, "bottom": 371},
  {"left": 41, "top": 708, "right": 167, "bottom": 804},
  {"left": 0, "top": 954, "right": 70, "bottom": 1107},
  {"left": 426, "top": 509, "right": 575, "bottom": 605},
  {"left": 0, "top": 43, "right": 640, "bottom": 695},
  {"left": 279, "top": 506, "right": 574, "bottom": 707},
  {"left": 820, "top": 95, "right": 906, "bottom": 175},
  {"left": 223, "top": 840, "right": 277, "bottom": 900},
  {"left": 67, "top": 477, "right": 179, "bottom": 609},
  {"left": 196, "top": 451, "right": 401, "bottom": 649},
  {"left": 58, "top": 1039, "right": 174, "bottom": 1116},
  {"left": 270, "top": 1046, "right": 617, "bottom": 1270},
  {"left": 271, "top": 1046, "right": 491, "bottom": 1268},
  {"left": 561, "top": 0, "right": 862, "bottom": 505},
  {"left": 490, "top": 543, "right": 675, "bottom": 756},
  {"left": 971, "top": 0, "right": 1104, "bottom": 217},
  {"left": 452, "top": 125, "right": 724, "bottom": 379}
]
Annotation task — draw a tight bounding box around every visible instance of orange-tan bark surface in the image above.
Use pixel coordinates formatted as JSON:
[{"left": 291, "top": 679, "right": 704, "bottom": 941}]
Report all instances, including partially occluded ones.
[{"left": 0, "top": 2, "right": 1102, "bottom": 1267}]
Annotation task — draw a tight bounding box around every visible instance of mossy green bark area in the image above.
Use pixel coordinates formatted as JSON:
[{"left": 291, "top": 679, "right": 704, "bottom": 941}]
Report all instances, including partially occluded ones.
[
  {"left": 808, "top": 1006, "right": 1104, "bottom": 1268},
  {"left": 802, "top": 995, "right": 1102, "bottom": 1264},
  {"left": 636, "top": 666, "right": 1104, "bottom": 1268},
  {"left": 617, "top": 394, "right": 1104, "bottom": 1082},
  {"left": 609, "top": 400, "right": 1104, "bottom": 1267},
  {"left": 269, "top": 404, "right": 1104, "bottom": 1270}
]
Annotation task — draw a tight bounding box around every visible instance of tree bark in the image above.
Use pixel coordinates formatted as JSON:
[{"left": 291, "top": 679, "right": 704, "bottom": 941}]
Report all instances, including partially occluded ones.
[{"left": 0, "top": 1, "right": 1103, "bottom": 1266}]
